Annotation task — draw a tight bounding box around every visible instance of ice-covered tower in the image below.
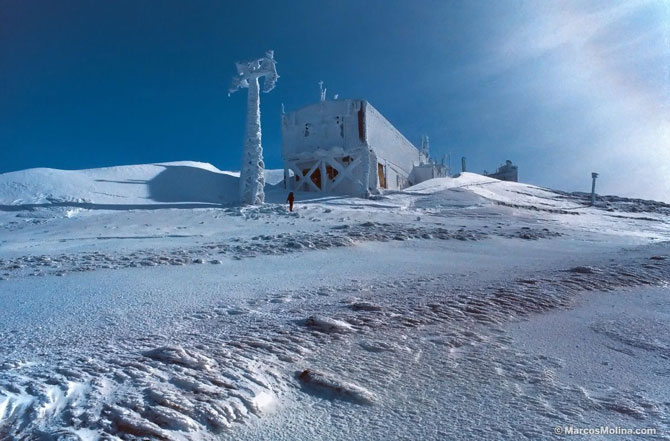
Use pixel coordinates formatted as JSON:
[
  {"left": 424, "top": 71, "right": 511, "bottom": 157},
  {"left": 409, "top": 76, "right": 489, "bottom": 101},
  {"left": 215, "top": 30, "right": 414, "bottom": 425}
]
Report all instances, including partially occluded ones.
[
  {"left": 420, "top": 135, "right": 430, "bottom": 165},
  {"left": 229, "top": 50, "right": 279, "bottom": 205}
]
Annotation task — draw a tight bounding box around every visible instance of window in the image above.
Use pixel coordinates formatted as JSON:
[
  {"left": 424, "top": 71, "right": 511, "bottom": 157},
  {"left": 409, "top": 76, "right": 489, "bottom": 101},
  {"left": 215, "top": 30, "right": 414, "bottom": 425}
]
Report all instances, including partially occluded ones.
[
  {"left": 302, "top": 167, "right": 321, "bottom": 189},
  {"left": 326, "top": 165, "right": 339, "bottom": 180}
]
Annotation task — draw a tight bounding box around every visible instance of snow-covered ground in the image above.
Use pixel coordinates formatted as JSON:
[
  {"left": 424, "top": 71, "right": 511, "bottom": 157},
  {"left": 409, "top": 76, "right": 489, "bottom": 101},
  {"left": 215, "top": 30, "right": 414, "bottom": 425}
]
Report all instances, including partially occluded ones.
[{"left": 1, "top": 162, "right": 669, "bottom": 440}]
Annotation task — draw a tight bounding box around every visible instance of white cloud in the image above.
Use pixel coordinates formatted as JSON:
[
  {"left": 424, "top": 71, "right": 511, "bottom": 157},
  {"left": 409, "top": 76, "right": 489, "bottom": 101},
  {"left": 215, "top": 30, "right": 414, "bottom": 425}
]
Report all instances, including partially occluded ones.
[{"left": 483, "top": 0, "right": 670, "bottom": 201}]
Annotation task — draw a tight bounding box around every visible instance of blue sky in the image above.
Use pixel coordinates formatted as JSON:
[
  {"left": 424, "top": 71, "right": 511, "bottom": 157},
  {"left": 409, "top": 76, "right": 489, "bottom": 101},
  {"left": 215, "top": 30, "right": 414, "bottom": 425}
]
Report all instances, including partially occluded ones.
[{"left": 1, "top": 0, "right": 668, "bottom": 201}]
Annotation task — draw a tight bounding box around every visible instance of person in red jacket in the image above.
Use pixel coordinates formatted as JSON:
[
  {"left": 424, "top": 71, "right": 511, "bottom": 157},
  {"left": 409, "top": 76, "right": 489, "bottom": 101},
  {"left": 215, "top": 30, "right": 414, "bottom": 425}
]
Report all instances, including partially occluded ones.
[{"left": 286, "top": 192, "right": 295, "bottom": 212}]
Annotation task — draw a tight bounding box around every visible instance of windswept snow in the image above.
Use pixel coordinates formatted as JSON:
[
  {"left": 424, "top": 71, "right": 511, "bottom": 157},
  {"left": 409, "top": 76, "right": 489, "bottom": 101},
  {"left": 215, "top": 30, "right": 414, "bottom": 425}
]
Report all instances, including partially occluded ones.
[
  {"left": 1, "top": 166, "right": 670, "bottom": 440},
  {"left": 0, "top": 162, "right": 285, "bottom": 207},
  {"left": 406, "top": 172, "right": 592, "bottom": 212}
]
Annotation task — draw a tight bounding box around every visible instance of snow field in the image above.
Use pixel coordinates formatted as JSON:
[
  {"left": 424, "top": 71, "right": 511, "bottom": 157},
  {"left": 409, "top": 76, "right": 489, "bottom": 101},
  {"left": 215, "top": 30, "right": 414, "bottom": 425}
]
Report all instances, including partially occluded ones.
[
  {"left": 1, "top": 163, "right": 670, "bottom": 439},
  {"left": 1, "top": 250, "right": 668, "bottom": 439}
]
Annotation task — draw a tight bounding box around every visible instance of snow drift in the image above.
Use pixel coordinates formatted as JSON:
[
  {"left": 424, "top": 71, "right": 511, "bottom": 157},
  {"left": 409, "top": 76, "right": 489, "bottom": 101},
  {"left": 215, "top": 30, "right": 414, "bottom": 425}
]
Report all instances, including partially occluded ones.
[{"left": 0, "top": 162, "right": 285, "bottom": 208}]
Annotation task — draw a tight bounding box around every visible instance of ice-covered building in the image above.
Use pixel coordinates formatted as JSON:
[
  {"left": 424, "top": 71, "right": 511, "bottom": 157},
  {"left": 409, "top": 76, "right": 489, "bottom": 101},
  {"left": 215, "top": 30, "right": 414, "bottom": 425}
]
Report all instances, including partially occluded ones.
[
  {"left": 485, "top": 160, "right": 519, "bottom": 182},
  {"left": 409, "top": 162, "right": 448, "bottom": 184},
  {"left": 408, "top": 135, "right": 448, "bottom": 184},
  {"left": 281, "top": 99, "right": 429, "bottom": 197}
]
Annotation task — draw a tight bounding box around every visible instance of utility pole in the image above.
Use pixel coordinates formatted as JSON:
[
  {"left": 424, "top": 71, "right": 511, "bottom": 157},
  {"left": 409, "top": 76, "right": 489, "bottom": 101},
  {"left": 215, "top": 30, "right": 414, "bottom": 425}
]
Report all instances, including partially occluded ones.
[{"left": 591, "top": 172, "right": 599, "bottom": 206}]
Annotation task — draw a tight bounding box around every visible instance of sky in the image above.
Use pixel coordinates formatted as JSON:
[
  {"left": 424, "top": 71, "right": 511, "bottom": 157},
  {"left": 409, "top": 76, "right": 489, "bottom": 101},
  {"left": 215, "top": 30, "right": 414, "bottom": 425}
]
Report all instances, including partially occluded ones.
[{"left": 1, "top": 0, "right": 669, "bottom": 201}]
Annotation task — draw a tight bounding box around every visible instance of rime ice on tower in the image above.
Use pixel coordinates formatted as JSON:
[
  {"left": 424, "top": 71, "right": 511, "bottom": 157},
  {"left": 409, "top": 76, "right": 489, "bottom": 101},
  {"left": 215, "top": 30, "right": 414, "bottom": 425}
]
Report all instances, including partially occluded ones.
[{"left": 229, "top": 50, "right": 279, "bottom": 205}]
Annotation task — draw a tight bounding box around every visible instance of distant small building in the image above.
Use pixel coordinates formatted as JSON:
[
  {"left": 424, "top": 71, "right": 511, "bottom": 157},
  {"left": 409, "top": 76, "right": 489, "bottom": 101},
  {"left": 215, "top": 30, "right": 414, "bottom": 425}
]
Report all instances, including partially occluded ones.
[
  {"left": 408, "top": 135, "right": 448, "bottom": 185},
  {"left": 408, "top": 163, "right": 447, "bottom": 184},
  {"left": 282, "top": 99, "right": 443, "bottom": 197},
  {"left": 485, "top": 160, "right": 518, "bottom": 182}
]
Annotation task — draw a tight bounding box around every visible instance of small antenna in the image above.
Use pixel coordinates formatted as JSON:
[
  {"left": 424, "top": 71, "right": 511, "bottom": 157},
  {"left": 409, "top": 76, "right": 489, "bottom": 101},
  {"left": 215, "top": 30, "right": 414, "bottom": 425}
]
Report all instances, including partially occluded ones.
[
  {"left": 590, "top": 172, "right": 599, "bottom": 206},
  {"left": 318, "top": 80, "right": 326, "bottom": 102},
  {"left": 420, "top": 135, "right": 430, "bottom": 165}
]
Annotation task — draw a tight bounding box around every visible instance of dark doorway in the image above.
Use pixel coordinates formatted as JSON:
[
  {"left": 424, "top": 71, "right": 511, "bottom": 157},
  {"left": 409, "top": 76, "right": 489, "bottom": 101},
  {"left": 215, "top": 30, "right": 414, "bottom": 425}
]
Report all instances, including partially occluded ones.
[{"left": 378, "top": 163, "right": 387, "bottom": 189}]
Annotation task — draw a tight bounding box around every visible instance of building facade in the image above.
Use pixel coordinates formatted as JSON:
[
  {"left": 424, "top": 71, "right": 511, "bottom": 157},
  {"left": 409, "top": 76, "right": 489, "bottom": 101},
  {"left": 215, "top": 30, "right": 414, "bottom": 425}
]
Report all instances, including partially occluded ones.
[{"left": 281, "top": 99, "right": 428, "bottom": 197}]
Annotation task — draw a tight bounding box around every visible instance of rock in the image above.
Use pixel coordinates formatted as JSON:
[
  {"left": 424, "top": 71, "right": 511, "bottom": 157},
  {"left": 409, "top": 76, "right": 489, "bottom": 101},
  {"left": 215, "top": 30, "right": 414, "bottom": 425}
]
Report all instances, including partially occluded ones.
[
  {"left": 296, "top": 369, "right": 375, "bottom": 405},
  {"left": 568, "top": 266, "right": 598, "bottom": 274},
  {"left": 349, "top": 302, "right": 382, "bottom": 312},
  {"left": 304, "top": 316, "right": 353, "bottom": 333}
]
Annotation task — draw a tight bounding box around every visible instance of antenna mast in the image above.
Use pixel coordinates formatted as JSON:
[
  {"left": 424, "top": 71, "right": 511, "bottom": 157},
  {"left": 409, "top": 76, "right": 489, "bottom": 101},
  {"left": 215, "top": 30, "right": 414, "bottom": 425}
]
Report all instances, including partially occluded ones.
[{"left": 318, "top": 80, "right": 327, "bottom": 102}]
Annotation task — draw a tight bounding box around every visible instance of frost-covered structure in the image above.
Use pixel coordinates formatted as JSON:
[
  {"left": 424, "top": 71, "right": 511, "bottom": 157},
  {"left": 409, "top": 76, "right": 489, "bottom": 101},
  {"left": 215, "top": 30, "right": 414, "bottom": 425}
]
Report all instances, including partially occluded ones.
[
  {"left": 485, "top": 160, "right": 518, "bottom": 182},
  {"left": 408, "top": 135, "right": 448, "bottom": 185},
  {"left": 282, "top": 99, "right": 429, "bottom": 197},
  {"left": 229, "top": 50, "right": 279, "bottom": 205}
]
